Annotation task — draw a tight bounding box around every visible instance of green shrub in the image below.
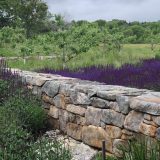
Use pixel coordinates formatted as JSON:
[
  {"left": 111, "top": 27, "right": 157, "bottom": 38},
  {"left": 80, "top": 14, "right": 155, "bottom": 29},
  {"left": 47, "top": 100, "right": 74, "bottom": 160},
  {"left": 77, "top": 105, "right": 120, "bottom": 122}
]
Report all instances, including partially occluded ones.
[
  {"left": 0, "top": 107, "right": 32, "bottom": 159},
  {"left": 0, "top": 80, "right": 9, "bottom": 105},
  {"left": 4, "top": 89, "right": 47, "bottom": 133}
]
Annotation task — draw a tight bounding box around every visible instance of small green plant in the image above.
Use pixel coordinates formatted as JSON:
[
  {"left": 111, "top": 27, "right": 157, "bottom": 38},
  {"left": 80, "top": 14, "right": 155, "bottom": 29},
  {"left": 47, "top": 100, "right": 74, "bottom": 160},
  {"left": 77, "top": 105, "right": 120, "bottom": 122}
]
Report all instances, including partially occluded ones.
[{"left": 30, "top": 138, "right": 72, "bottom": 160}]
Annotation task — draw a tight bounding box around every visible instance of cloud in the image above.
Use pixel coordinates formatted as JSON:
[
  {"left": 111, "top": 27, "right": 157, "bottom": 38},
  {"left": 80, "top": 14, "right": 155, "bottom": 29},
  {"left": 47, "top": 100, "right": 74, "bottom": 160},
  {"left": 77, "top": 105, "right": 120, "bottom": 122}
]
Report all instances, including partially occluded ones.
[{"left": 45, "top": 0, "right": 160, "bottom": 22}]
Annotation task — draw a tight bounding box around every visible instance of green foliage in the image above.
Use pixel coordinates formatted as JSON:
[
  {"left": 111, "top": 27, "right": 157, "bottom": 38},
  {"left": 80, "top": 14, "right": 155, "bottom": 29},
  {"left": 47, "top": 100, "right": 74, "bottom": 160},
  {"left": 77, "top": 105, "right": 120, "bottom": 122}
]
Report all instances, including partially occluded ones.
[
  {"left": 94, "top": 153, "right": 117, "bottom": 160},
  {"left": 0, "top": 0, "right": 49, "bottom": 37},
  {"left": 119, "top": 137, "right": 160, "bottom": 160},
  {"left": 0, "top": 106, "right": 32, "bottom": 159},
  {"left": 31, "top": 138, "right": 72, "bottom": 160},
  {"left": 20, "top": 46, "right": 33, "bottom": 57},
  {"left": 4, "top": 90, "right": 47, "bottom": 133},
  {"left": 0, "top": 80, "right": 9, "bottom": 104},
  {"left": 0, "top": 105, "right": 71, "bottom": 160}
]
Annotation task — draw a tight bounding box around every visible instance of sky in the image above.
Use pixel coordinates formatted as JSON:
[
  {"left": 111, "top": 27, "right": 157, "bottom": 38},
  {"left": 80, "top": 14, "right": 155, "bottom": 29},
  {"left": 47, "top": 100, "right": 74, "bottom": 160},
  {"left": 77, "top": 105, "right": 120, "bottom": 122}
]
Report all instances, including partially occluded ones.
[{"left": 45, "top": 0, "right": 160, "bottom": 22}]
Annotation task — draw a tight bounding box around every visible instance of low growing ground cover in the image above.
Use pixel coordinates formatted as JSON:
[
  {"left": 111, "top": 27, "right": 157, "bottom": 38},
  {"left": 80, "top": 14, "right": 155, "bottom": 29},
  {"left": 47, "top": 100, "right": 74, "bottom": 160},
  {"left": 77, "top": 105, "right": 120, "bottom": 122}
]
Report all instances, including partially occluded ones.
[{"left": 38, "top": 59, "right": 160, "bottom": 91}]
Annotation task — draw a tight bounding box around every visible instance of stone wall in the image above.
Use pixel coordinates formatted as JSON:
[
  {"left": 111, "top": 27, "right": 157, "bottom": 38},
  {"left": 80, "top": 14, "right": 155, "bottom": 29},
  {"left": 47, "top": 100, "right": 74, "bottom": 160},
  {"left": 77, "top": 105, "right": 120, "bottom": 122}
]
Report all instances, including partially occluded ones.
[{"left": 16, "top": 69, "right": 160, "bottom": 157}]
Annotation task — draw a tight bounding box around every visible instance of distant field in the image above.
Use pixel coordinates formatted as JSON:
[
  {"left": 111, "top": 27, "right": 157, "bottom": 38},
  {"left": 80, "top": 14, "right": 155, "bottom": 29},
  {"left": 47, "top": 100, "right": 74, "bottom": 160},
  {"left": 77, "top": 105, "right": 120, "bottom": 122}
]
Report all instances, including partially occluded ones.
[{"left": 7, "top": 44, "right": 158, "bottom": 70}]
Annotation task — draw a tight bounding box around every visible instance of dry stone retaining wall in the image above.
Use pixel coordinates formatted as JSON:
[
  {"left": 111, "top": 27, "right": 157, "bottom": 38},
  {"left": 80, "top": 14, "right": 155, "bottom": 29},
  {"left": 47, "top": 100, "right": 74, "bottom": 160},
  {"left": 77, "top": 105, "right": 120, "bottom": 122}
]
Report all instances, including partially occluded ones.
[{"left": 16, "top": 69, "right": 160, "bottom": 157}]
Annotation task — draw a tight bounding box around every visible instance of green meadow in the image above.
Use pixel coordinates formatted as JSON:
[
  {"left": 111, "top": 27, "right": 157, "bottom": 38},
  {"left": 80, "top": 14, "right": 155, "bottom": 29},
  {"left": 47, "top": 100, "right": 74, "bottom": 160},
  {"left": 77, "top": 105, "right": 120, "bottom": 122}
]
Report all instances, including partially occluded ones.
[{"left": 8, "top": 44, "right": 158, "bottom": 70}]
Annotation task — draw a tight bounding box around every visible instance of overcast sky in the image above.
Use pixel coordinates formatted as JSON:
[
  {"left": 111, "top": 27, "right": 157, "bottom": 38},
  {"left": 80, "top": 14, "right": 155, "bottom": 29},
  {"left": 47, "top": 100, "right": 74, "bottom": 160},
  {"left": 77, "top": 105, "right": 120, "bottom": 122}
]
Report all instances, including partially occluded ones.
[{"left": 45, "top": 0, "right": 160, "bottom": 22}]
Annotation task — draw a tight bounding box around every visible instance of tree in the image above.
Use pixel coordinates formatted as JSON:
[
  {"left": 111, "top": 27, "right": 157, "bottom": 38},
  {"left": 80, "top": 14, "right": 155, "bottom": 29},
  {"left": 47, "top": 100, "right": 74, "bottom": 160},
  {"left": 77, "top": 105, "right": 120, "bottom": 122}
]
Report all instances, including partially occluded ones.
[
  {"left": 0, "top": 0, "right": 48, "bottom": 38},
  {"left": 18, "top": 0, "right": 48, "bottom": 37}
]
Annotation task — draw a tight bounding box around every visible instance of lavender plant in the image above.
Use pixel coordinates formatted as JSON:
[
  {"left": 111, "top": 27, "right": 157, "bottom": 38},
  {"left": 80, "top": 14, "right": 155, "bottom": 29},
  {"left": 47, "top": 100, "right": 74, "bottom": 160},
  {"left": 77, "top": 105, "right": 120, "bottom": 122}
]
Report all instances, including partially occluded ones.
[{"left": 38, "top": 59, "right": 160, "bottom": 91}]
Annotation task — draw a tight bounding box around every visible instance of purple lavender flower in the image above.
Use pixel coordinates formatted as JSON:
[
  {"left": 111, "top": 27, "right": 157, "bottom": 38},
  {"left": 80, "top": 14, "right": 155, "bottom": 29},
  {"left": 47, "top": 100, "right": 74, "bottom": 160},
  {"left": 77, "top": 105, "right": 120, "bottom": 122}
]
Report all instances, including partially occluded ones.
[{"left": 37, "top": 59, "right": 160, "bottom": 91}]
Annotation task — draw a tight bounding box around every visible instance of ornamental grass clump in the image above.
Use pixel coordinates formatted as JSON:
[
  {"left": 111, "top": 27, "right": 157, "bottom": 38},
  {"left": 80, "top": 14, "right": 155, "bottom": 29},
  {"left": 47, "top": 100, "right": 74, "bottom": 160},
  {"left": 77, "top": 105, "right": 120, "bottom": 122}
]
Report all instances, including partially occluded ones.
[{"left": 118, "top": 136, "right": 160, "bottom": 160}]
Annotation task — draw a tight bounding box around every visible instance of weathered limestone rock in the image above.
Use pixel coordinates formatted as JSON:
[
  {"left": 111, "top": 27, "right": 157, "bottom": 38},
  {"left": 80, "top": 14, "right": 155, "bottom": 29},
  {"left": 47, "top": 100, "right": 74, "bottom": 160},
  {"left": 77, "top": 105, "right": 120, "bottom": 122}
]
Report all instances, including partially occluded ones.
[
  {"left": 42, "top": 94, "right": 55, "bottom": 105},
  {"left": 59, "top": 109, "right": 76, "bottom": 133},
  {"left": 29, "top": 76, "right": 51, "bottom": 86},
  {"left": 97, "top": 90, "right": 126, "bottom": 101},
  {"left": 156, "top": 127, "right": 160, "bottom": 139},
  {"left": 143, "top": 119, "right": 157, "bottom": 127},
  {"left": 153, "top": 116, "right": 160, "bottom": 126},
  {"left": 101, "top": 109, "right": 125, "bottom": 128},
  {"left": 122, "top": 129, "right": 134, "bottom": 136},
  {"left": 59, "top": 83, "right": 74, "bottom": 96},
  {"left": 67, "top": 123, "right": 82, "bottom": 141},
  {"left": 82, "top": 125, "right": 113, "bottom": 153},
  {"left": 121, "top": 134, "right": 134, "bottom": 140},
  {"left": 85, "top": 107, "right": 102, "bottom": 126},
  {"left": 48, "top": 105, "right": 59, "bottom": 119},
  {"left": 41, "top": 81, "right": 60, "bottom": 97},
  {"left": 130, "top": 94, "right": 160, "bottom": 115},
  {"left": 66, "top": 104, "right": 86, "bottom": 116},
  {"left": 70, "top": 92, "right": 91, "bottom": 105},
  {"left": 105, "top": 125, "right": 122, "bottom": 139},
  {"left": 76, "top": 115, "right": 86, "bottom": 126},
  {"left": 116, "top": 95, "right": 130, "bottom": 114},
  {"left": 124, "top": 111, "right": 144, "bottom": 132},
  {"left": 64, "top": 96, "right": 72, "bottom": 105},
  {"left": 53, "top": 94, "right": 66, "bottom": 109},
  {"left": 109, "top": 102, "right": 120, "bottom": 113},
  {"left": 139, "top": 122, "right": 157, "bottom": 137},
  {"left": 144, "top": 114, "right": 152, "bottom": 121},
  {"left": 91, "top": 97, "right": 110, "bottom": 109}
]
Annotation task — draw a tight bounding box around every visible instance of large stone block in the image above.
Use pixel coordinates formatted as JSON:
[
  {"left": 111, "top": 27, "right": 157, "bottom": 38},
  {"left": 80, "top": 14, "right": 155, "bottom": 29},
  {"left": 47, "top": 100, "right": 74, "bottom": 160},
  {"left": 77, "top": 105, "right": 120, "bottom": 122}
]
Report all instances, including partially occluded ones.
[
  {"left": 156, "top": 127, "right": 160, "bottom": 139},
  {"left": 67, "top": 123, "right": 82, "bottom": 141},
  {"left": 82, "top": 125, "right": 113, "bottom": 153},
  {"left": 124, "top": 111, "right": 144, "bottom": 132},
  {"left": 109, "top": 102, "right": 120, "bottom": 113},
  {"left": 29, "top": 76, "right": 51, "bottom": 86},
  {"left": 116, "top": 95, "right": 130, "bottom": 114},
  {"left": 139, "top": 122, "right": 157, "bottom": 137},
  {"left": 101, "top": 109, "right": 125, "bottom": 128},
  {"left": 42, "top": 94, "right": 54, "bottom": 105},
  {"left": 76, "top": 115, "right": 86, "bottom": 126},
  {"left": 91, "top": 97, "right": 110, "bottom": 109},
  {"left": 130, "top": 94, "right": 160, "bottom": 115},
  {"left": 153, "top": 116, "right": 160, "bottom": 126},
  {"left": 85, "top": 107, "right": 102, "bottom": 126},
  {"left": 106, "top": 125, "right": 122, "bottom": 139},
  {"left": 48, "top": 105, "right": 59, "bottom": 119},
  {"left": 53, "top": 94, "right": 66, "bottom": 109},
  {"left": 97, "top": 90, "right": 126, "bottom": 101},
  {"left": 59, "top": 83, "right": 74, "bottom": 96},
  {"left": 70, "top": 92, "right": 91, "bottom": 105},
  {"left": 59, "top": 109, "right": 76, "bottom": 133},
  {"left": 41, "top": 81, "right": 60, "bottom": 97},
  {"left": 66, "top": 104, "right": 86, "bottom": 116}
]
